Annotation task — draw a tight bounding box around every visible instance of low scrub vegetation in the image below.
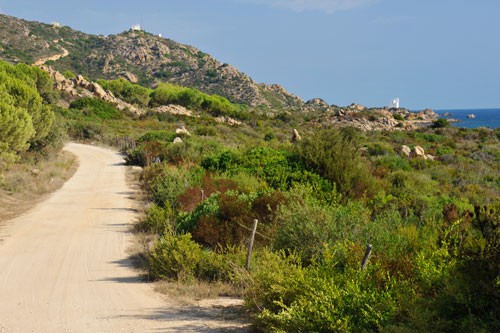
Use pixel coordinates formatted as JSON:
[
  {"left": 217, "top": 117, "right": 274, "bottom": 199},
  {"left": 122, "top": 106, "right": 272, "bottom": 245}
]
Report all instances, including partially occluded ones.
[
  {"left": 1, "top": 58, "right": 500, "bottom": 331},
  {"left": 130, "top": 122, "right": 500, "bottom": 331}
]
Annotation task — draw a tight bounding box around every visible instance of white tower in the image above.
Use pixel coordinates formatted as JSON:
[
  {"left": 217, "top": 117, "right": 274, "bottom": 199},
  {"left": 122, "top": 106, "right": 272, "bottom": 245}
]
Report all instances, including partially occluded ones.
[{"left": 390, "top": 98, "right": 400, "bottom": 109}]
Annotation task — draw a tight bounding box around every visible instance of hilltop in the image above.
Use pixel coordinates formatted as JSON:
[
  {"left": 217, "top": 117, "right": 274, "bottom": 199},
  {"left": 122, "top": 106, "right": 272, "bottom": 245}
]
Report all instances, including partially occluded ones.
[{"left": 0, "top": 14, "right": 303, "bottom": 109}]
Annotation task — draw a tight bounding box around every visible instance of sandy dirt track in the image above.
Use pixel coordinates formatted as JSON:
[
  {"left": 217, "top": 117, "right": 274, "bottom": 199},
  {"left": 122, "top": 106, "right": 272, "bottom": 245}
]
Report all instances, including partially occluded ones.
[
  {"left": 0, "top": 143, "right": 245, "bottom": 332},
  {"left": 34, "top": 46, "right": 69, "bottom": 66}
]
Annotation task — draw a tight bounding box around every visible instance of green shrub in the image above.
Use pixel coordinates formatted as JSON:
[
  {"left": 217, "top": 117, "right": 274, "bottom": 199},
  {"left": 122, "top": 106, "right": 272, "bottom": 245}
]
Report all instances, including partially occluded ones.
[
  {"left": 376, "top": 156, "right": 412, "bottom": 171},
  {"left": 418, "top": 133, "right": 444, "bottom": 143},
  {"left": 66, "top": 120, "right": 106, "bottom": 140},
  {"left": 124, "top": 146, "right": 146, "bottom": 166},
  {"left": 62, "top": 70, "right": 76, "bottom": 79},
  {"left": 69, "top": 97, "right": 122, "bottom": 120},
  {"left": 97, "top": 78, "right": 151, "bottom": 107},
  {"left": 0, "top": 66, "right": 55, "bottom": 144},
  {"left": 137, "top": 204, "right": 174, "bottom": 234},
  {"left": 367, "top": 142, "right": 394, "bottom": 156},
  {"left": 0, "top": 62, "right": 61, "bottom": 161},
  {"left": 264, "top": 131, "right": 276, "bottom": 141},
  {"left": 436, "top": 146, "right": 454, "bottom": 156},
  {"left": 393, "top": 114, "right": 405, "bottom": 121},
  {"left": 144, "top": 164, "right": 201, "bottom": 209},
  {"left": 195, "top": 126, "right": 216, "bottom": 136},
  {"left": 431, "top": 118, "right": 450, "bottom": 128},
  {"left": 241, "top": 246, "right": 399, "bottom": 332},
  {"left": 0, "top": 99, "right": 34, "bottom": 164},
  {"left": 273, "top": 188, "right": 368, "bottom": 263},
  {"left": 30, "top": 111, "right": 68, "bottom": 151},
  {"left": 177, "top": 194, "right": 220, "bottom": 234},
  {"left": 148, "top": 230, "right": 207, "bottom": 281},
  {"left": 296, "top": 128, "right": 376, "bottom": 200},
  {"left": 201, "top": 147, "right": 338, "bottom": 204},
  {"left": 136, "top": 130, "right": 177, "bottom": 144},
  {"left": 255, "top": 265, "right": 398, "bottom": 332},
  {"left": 236, "top": 249, "right": 306, "bottom": 314},
  {"left": 148, "top": 228, "right": 246, "bottom": 282}
]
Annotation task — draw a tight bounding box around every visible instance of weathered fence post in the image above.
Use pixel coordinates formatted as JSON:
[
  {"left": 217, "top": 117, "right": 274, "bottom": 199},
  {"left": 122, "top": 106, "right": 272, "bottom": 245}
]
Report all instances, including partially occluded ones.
[
  {"left": 246, "top": 219, "right": 259, "bottom": 271},
  {"left": 361, "top": 244, "right": 373, "bottom": 271}
]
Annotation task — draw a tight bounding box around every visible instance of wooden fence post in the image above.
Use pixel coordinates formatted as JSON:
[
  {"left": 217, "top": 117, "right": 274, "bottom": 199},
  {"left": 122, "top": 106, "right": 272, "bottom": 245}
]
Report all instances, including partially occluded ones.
[
  {"left": 361, "top": 244, "right": 373, "bottom": 271},
  {"left": 246, "top": 219, "right": 259, "bottom": 271}
]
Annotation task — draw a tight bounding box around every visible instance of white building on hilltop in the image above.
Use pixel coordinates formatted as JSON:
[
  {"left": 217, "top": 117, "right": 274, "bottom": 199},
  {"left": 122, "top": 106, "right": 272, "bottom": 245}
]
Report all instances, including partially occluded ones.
[
  {"left": 51, "top": 22, "right": 61, "bottom": 28},
  {"left": 131, "top": 24, "right": 142, "bottom": 31},
  {"left": 389, "top": 98, "right": 400, "bottom": 109}
]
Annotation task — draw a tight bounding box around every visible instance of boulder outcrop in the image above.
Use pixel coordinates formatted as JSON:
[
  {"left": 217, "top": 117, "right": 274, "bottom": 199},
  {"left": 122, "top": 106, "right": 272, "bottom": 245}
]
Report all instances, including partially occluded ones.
[
  {"left": 306, "top": 98, "right": 329, "bottom": 108},
  {"left": 40, "top": 65, "right": 142, "bottom": 115}
]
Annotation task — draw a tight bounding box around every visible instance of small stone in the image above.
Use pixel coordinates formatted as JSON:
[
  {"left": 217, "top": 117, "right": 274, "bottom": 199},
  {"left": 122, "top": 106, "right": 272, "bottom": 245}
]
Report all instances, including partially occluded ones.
[
  {"left": 401, "top": 145, "right": 411, "bottom": 157},
  {"left": 175, "top": 126, "right": 191, "bottom": 136},
  {"left": 410, "top": 145, "right": 425, "bottom": 158},
  {"left": 292, "top": 129, "right": 301, "bottom": 142}
]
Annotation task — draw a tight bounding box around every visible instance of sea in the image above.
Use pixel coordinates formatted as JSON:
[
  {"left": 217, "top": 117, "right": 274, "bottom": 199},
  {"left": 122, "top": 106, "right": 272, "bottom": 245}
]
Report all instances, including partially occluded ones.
[{"left": 434, "top": 108, "right": 500, "bottom": 129}]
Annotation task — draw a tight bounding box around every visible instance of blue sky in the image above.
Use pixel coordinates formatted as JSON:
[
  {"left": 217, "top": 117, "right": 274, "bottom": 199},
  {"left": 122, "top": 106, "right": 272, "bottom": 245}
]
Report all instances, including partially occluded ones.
[{"left": 1, "top": 0, "right": 499, "bottom": 109}]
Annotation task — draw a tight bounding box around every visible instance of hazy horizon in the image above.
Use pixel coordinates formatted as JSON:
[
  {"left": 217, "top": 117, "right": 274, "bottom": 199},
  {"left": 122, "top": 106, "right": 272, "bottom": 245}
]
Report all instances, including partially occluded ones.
[{"left": 1, "top": 0, "right": 499, "bottom": 110}]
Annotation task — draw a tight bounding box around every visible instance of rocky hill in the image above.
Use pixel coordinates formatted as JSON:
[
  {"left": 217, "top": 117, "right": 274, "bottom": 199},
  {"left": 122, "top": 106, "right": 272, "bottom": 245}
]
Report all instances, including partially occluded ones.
[
  {"left": 0, "top": 14, "right": 442, "bottom": 132},
  {"left": 0, "top": 14, "right": 305, "bottom": 108}
]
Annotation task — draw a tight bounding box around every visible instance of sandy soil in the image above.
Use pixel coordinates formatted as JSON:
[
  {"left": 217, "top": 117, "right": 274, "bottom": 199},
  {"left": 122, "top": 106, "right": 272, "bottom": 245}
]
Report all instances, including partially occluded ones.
[{"left": 0, "top": 143, "right": 248, "bottom": 332}]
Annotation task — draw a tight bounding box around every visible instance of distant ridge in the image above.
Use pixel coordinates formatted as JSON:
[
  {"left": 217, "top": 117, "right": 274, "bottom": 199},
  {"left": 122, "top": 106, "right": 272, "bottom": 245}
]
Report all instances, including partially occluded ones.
[{"left": 0, "top": 14, "right": 303, "bottom": 108}]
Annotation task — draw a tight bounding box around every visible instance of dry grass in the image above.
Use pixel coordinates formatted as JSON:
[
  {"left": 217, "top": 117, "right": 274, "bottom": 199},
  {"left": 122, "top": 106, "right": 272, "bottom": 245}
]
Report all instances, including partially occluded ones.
[
  {"left": 0, "top": 150, "right": 78, "bottom": 222},
  {"left": 155, "top": 280, "right": 241, "bottom": 305}
]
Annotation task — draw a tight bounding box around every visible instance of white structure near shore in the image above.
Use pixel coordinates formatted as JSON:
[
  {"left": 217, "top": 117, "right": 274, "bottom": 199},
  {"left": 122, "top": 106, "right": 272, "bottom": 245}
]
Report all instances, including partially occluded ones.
[{"left": 389, "top": 98, "right": 400, "bottom": 109}]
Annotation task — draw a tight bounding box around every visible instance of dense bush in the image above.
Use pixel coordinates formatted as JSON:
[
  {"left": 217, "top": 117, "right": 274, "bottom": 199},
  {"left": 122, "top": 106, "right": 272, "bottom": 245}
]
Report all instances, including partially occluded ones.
[
  {"left": 136, "top": 204, "right": 174, "bottom": 235},
  {"left": 148, "top": 229, "right": 208, "bottom": 281},
  {"left": 65, "top": 120, "right": 106, "bottom": 141},
  {"left": 0, "top": 98, "right": 34, "bottom": 164},
  {"left": 143, "top": 163, "right": 203, "bottom": 210},
  {"left": 393, "top": 113, "right": 405, "bottom": 121},
  {"left": 0, "top": 61, "right": 60, "bottom": 165},
  {"left": 97, "top": 78, "right": 151, "bottom": 107},
  {"left": 273, "top": 188, "right": 368, "bottom": 263},
  {"left": 296, "top": 128, "right": 376, "bottom": 200},
  {"left": 202, "top": 147, "right": 338, "bottom": 204},
  {"left": 432, "top": 118, "right": 450, "bottom": 128},
  {"left": 69, "top": 97, "right": 122, "bottom": 120},
  {"left": 148, "top": 228, "right": 246, "bottom": 282}
]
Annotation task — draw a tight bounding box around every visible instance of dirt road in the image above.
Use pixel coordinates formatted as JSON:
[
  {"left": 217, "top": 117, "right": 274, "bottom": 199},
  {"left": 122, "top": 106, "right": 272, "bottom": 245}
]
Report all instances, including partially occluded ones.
[{"left": 0, "top": 143, "right": 245, "bottom": 332}]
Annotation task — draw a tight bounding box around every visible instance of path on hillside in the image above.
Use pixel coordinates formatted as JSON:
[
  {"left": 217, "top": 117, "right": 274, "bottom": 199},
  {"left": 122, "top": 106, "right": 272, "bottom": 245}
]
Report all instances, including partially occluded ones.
[
  {"left": 0, "top": 143, "right": 246, "bottom": 332},
  {"left": 34, "top": 44, "right": 69, "bottom": 66}
]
